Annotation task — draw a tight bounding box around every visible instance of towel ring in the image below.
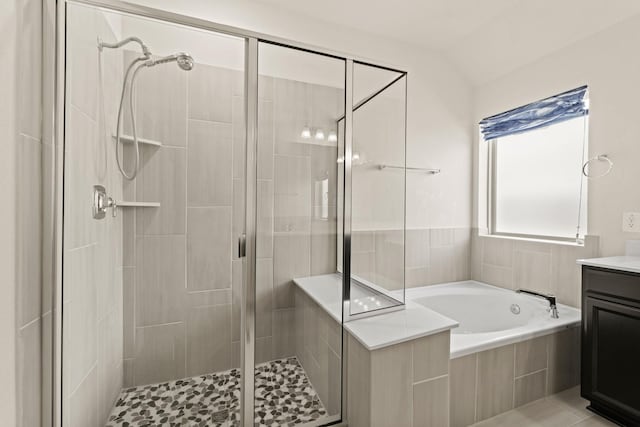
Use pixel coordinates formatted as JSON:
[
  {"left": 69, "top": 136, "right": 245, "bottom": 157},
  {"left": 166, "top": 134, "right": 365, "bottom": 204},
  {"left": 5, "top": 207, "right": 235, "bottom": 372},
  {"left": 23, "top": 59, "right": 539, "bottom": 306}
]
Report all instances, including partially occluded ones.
[{"left": 582, "top": 154, "right": 613, "bottom": 178}]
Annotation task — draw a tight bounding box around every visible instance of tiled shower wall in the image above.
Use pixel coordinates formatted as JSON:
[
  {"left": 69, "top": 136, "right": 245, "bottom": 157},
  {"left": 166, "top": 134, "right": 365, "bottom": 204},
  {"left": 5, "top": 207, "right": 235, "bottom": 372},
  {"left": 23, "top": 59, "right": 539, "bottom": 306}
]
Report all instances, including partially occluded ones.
[
  {"left": 122, "top": 55, "right": 343, "bottom": 386},
  {"left": 352, "top": 227, "right": 472, "bottom": 290},
  {"left": 470, "top": 232, "right": 599, "bottom": 307},
  {"left": 15, "top": 0, "right": 44, "bottom": 425},
  {"left": 62, "top": 5, "right": 125, "bottom": 426}
]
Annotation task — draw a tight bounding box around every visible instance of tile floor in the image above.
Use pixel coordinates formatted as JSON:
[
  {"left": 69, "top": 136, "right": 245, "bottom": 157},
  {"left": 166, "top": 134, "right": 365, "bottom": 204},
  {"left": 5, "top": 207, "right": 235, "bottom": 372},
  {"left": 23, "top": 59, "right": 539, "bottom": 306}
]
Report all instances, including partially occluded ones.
[
  {"left": 106, "top": 357, "right": 327, "bottom": 426},
  {"left": 472, "top": 386, "right": 619, "bottom": 427}
]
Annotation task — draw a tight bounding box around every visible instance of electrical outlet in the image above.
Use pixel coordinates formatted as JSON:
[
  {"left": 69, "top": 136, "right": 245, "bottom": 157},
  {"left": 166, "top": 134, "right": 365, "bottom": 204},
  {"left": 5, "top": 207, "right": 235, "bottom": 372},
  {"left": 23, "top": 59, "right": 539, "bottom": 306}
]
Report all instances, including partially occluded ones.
[{"left": 622, "top": 212, "right": 640, "bottom": 232}]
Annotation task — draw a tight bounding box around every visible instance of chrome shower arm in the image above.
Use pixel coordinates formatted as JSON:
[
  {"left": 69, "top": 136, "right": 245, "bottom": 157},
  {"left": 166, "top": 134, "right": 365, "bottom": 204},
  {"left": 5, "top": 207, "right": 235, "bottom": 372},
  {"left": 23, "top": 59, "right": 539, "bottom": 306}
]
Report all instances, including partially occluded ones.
[{"left": 98, "top": 36, "right": 151, "bottom": 58}]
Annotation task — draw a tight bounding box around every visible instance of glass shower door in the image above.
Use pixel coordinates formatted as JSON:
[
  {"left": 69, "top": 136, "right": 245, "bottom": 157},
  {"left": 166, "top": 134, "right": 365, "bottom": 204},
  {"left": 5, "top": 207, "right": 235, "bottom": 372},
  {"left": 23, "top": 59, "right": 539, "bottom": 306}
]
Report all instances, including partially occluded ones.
[
  {"left": 62, "top": 3, "right": 247, "bottom": 425},
  {"left": 254, "top": 42, "right": 346, "bottom": 426}
]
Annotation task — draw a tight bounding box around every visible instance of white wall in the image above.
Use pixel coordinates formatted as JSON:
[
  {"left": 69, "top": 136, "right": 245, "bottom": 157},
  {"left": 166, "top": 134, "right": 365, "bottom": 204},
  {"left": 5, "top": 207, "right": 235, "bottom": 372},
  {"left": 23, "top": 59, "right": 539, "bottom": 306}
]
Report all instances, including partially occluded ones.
[
  {"left": 0, "top": 0, "right": 19, "bottom": 425},
  {"left": 126, "top": 0, "right": 474, "bottom": 230},
  {"left": 474, "top": 13, "right": 640, "bottom": 257}
]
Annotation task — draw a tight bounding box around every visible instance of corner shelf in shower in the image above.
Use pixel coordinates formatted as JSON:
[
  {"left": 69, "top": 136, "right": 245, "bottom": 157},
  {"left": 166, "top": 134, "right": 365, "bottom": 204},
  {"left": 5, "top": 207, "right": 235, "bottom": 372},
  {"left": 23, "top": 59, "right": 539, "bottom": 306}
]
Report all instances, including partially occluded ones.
[
  {"left": 116, "top": 201, "right": 161, "bottom": 208},
  {"left": 112, "top": 134, "right": 163, "bottom": 147}
]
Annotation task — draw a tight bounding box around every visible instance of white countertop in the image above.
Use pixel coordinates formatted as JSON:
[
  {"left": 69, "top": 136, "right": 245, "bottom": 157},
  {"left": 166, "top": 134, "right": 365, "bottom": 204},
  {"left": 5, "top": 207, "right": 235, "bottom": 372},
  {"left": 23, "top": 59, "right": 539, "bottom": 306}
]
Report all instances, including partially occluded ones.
[
  {"left": 577, "top": 256, "right": 640, "bottom": 274},
  {"left": 294, "top": 274, "right": 458, "bottom": 351}
]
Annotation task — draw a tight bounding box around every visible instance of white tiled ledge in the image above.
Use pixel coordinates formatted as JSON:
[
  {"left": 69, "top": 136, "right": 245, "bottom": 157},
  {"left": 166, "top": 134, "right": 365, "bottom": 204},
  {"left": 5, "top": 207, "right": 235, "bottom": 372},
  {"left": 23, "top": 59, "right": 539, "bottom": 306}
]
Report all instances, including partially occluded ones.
[
  {"left": 577, "top": 256, "right": 640, "bottom": 274},
  {"left": 293, "top": 274, "right": 458, "bottom": 351},
  {"left": 116, "top": 201, "right": 161, "bottom": 208},
  {"left": 113, "top": 134, "right": 162, "bottom": 147}
]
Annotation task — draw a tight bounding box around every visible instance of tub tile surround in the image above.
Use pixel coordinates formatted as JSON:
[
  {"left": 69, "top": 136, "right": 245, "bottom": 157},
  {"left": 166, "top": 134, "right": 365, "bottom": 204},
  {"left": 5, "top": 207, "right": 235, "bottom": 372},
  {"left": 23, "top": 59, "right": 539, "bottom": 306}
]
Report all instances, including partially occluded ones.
[
  {"left": 295, "top": 270, "right": 582, "bottom": 427},
  {"left": 293, "top": 275, "right": 457, "bottom": 426},
  {"left": 471, "top": 231, "right": 599, "bottom": 307},
  {"left": 353, "top": 227, "right": 472, "bottom": 290},
  {"left": 347, "top": 331, "right": 451, "bottom": 427},
  {"left": 450, "top": 327, "right": 580, "bottom": 426}
]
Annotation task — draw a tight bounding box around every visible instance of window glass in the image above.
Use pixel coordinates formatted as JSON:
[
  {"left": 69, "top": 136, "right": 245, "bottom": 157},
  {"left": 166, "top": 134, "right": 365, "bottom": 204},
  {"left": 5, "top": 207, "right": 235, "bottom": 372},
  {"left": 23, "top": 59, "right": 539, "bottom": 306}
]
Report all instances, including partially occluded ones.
[{"left": 494, "top": 116, "right": 588, "bottom": 239}]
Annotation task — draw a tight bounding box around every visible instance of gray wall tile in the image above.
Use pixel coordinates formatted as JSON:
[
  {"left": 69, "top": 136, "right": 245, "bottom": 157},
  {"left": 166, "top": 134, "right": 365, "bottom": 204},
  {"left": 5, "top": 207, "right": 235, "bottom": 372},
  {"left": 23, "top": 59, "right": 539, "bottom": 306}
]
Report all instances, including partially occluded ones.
[
  {"left": 514, "top": 249, "right": 552, "bottom": 293},
  {"left": 548, "top": 327, "right": 580, "bottom": 394},
  {"left": 135, "top": 56, "right": 188, "bottom": 147},
  {"left": 450, "top": 354, "right": 477, "bottom": 427},
  {"left": 476, "top": 345, "right": 515, "bottom": 421},
  {"left": 135, "top": 235, "right": 186, "bottom": 326},
  {"left": 347, "top": 334, "right": 371, "bottom": 427},
  {"left": 273, "top": 233, "right": 310, "bottom": 308},
  {"left": 232, "top": 96, "right": 246, "bottom": 180},
  {"left": 63, "top": 245, "right": 98, "bottom": 395},
  {"left": 18, "top": 319, "right": 42, "bottom": 427},
  {"left": 412, "top": 331, "right": 450, "bottom": 382},
  {"left": 187, "top": 207, "right": 232, "bottom": 290},
  {"left": 274, "top": 155, "right": 311, "bottom": 233},
  {"left": 257, "top": 180, "right": 274, "bottom": 259},
  {"left": 256, "top": 259, "right": 274, "bottom": 339},
  {"left": 17, "top": 136, "right": 42, "bottom": 327},
  {"left": 272, "top": 308, "right": 296, "bottom": 359},
  {"left": 68, "top": 366, "right": 98, "bottom": 427},
  {"left": 515, "top": 335, "right": 548, "bottom": 377},
  {"left": 188, "top": 65, "right": 233, "bottom": 123},
  {"left": 258, "top": 99, "right": 275, "bottom": 180},
  {"left": 133, "top": 323, "right": 186, "bottom": 385},
  {"left": 187, "top": 120, "right": 232, "bottom": 206},
  {"left": 136, "top": 147, "right": 187, "bottom": 235},
  {"left": 413, "top": 376, "right": 449, "bottom": 427},
  {"left": 370, "top": 341, "right": 413, "bottom": 427},
  {"left": 186, "top": 304, "right": 232, "bottom": 376},
  {"left": 514, "top": 370, "right": 547, "bottom": 407}
]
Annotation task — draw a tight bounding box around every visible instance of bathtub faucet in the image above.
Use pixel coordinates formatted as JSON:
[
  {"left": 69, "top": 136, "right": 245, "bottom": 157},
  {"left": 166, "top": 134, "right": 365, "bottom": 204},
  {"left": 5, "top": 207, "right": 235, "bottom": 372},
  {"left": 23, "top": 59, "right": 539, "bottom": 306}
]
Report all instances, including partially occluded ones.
[{"left": 516, "top": 289, "right": 559, "bottom": 319}]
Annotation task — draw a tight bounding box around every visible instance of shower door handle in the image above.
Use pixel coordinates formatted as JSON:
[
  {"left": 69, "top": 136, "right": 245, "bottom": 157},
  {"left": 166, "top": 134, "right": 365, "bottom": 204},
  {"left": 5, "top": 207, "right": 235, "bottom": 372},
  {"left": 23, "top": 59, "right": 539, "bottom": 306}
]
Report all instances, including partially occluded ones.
[{"left": 238, "top": 233, "right": 246, "bottom": 258}]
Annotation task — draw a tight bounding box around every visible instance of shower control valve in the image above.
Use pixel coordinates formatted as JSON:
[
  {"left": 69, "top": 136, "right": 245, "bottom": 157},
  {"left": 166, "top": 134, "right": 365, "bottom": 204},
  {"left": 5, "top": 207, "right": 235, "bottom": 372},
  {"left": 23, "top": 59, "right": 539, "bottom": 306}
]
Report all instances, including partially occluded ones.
[{"left": 93, "top": 185, "right": 117, "bottom": 219}]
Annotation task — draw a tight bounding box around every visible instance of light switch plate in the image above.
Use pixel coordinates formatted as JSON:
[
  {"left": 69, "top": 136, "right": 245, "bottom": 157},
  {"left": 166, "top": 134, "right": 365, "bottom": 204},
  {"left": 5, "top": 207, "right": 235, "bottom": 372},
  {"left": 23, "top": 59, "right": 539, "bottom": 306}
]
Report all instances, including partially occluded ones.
[{"left": 622, "top": 212, "right": 640, "bottom": 232}]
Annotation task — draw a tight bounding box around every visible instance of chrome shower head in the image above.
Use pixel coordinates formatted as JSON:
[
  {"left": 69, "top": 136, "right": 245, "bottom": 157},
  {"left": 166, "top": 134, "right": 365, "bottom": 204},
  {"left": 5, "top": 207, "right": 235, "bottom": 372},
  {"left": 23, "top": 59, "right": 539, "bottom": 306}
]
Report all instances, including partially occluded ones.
[
  {"left": 176, "top": 53, "right": 194, "bottom": 71},
  {"left": 145, "top": 52, "right": 194, "bottom": 71}
]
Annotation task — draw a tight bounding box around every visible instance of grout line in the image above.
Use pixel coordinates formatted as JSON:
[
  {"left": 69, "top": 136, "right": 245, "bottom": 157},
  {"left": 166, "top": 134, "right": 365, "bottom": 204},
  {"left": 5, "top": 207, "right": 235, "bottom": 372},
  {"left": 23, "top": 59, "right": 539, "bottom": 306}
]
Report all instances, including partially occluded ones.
[
  {"left": 545, "top": 335, "right": 550, "bottom": 396},
  {"left": 135, "top": 321, "right": 183, "bottom": 330},
  {"left": 514, "top": 367, "right": 548, "bottom": 380},
  {"left": 512, "top": 344, "right": 516, "bottom": 409},
  {"left": 412, "top": 373, "right": 448, "bottom": 386},
  {"left": 185, "top": 205, "right": 233, "bottom": 209},
  {"left": 474, "top": 352, "right": 479, "bottom": 423},
  {"left": 187, "top": 117, "right": 233, "bottom": 125},
  {"left": 18, "top": 315, "right": 42, "bottom": 331},
  {"left": 67, "top": 361, "right": 98, "bottom": 399}
]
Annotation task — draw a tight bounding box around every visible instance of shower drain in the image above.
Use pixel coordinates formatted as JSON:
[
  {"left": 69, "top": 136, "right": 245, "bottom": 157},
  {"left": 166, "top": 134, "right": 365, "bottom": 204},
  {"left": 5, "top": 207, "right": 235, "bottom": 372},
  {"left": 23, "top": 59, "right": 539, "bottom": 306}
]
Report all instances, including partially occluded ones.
[{"left": 510, "top": 304, "right": 521, "bottom": 315}]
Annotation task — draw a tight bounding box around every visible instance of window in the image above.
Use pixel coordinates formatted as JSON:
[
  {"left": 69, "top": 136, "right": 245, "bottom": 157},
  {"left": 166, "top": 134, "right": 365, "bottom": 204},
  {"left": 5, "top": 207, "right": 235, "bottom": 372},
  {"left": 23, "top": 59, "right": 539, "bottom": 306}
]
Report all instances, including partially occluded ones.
[{"left": 481, "top": 86, "right": 589, "bottom": 241}]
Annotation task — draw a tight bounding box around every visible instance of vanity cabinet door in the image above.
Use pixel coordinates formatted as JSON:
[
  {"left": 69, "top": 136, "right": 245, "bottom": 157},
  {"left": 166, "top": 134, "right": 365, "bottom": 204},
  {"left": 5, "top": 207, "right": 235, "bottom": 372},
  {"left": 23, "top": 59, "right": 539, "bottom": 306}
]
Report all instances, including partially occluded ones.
[{"left": 583, "top": 295, "right": 640, "bottom": 424}]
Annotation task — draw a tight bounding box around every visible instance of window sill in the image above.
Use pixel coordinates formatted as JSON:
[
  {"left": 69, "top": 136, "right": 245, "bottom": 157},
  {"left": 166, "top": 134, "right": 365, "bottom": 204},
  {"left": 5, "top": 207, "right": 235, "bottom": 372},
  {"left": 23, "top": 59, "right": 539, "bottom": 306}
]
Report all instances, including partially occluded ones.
[{"left": 477, "top": 232, "right": 587, "bottom": 247}]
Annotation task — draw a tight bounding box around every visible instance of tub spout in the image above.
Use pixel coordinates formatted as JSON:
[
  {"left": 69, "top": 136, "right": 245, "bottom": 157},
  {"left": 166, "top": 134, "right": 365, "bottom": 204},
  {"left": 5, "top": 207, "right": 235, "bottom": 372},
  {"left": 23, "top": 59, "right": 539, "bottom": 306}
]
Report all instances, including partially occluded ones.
[{"left": 516, "top": 289, "right": 559, "bottom": 319}]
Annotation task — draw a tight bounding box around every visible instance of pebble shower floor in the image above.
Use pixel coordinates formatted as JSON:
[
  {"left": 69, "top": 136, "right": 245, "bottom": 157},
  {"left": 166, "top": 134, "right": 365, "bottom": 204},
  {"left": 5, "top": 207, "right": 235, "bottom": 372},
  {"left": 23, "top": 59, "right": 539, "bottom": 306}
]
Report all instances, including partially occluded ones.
[{"left": 106, "top": 357, "right": 327, "bottom": 426}]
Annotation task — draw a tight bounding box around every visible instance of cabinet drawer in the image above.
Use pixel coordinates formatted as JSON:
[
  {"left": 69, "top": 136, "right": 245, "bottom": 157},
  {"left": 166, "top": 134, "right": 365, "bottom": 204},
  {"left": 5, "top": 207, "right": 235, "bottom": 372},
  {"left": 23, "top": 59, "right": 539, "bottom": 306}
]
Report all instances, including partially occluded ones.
[{"left": 582, "top": 266, "right": 640, "bottom": 303}]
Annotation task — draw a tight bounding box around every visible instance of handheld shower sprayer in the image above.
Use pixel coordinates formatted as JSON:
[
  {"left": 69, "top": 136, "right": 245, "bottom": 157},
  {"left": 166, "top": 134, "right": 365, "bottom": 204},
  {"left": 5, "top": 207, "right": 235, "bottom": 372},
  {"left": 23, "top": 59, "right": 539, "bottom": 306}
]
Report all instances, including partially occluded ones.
[
  {"left": 144, "top": 53, "right": 194, "bottom": 71},
  {"left": 98, "top": 37, "right": 194, "bottom": 180}
]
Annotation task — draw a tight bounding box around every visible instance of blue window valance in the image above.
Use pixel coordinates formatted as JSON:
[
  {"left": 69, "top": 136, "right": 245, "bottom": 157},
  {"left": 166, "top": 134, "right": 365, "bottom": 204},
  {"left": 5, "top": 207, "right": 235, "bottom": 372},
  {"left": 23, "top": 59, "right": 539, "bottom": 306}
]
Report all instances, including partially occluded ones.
[{"left": 479, "top": 85, "right": 588, "bottom": 140}]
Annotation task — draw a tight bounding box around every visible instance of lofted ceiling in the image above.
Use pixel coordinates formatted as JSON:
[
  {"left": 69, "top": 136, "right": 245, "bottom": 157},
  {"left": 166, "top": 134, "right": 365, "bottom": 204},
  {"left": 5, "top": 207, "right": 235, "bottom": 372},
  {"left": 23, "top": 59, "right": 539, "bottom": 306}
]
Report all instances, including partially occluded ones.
[{"left": 249, "top": 0, "right": 640, "bottom": 85}]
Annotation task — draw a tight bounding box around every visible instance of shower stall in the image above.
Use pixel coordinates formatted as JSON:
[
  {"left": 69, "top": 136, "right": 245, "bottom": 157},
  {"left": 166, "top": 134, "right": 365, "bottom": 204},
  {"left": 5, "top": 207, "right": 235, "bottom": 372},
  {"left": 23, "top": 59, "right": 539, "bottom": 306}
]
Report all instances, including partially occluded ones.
[{"left": 54, "top": 1, "right": 407, "bottom": 426}]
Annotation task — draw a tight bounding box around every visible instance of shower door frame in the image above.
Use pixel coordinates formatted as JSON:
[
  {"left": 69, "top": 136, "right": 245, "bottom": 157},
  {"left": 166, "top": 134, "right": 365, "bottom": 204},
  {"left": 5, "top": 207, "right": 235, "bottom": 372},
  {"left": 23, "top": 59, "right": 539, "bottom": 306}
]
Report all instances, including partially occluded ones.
[{"left": 47, "top": 1, "right": 407, "bottom": 426}]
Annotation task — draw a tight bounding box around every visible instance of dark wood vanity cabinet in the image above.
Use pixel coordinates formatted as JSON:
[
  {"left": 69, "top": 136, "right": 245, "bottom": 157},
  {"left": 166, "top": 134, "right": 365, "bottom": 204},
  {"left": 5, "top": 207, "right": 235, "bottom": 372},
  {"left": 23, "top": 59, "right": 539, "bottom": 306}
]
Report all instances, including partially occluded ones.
[{"left": 582, "top": 266, "right": 640, "bottom": 426}]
